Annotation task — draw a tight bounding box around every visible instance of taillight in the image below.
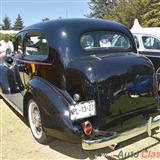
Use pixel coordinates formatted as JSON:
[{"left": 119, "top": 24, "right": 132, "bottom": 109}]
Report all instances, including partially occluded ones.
[{"left": 83, "top": 121, "right": 92, "bottom": 136}]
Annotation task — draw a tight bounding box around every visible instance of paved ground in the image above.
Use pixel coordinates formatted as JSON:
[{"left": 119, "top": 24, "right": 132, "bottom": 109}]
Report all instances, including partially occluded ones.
[{"left": 0, "top": 98, "right": 160, "bottom": 160}]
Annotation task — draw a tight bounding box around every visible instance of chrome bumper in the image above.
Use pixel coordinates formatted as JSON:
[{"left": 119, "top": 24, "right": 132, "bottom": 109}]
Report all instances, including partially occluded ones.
[{"left": 82, "top": 116, "right": 160, "bottom": 150}]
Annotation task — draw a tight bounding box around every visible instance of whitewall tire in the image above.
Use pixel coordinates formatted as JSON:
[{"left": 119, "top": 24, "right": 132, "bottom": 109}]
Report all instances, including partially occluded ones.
[{"left": 28, "top": 99, "right": 53, "bottom": 144}]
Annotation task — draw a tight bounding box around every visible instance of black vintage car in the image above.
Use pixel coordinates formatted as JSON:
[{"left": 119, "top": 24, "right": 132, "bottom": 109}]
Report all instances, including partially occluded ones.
[{"left": 0, "top": 19, "right": 159, "bottom": 150}]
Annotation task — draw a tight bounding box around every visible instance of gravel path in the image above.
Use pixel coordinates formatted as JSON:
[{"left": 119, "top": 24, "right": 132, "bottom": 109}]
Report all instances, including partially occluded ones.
[{"left": 0, "top": 98, "right": 160, "bottom": 160}]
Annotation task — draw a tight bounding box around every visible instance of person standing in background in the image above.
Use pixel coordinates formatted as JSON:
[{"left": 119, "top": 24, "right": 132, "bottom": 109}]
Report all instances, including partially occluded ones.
[{"left": 0, "top": 34, "right": 14, "bottom": 59}]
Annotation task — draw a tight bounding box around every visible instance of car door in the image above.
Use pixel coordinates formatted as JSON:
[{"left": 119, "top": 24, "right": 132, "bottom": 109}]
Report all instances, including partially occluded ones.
[
  {"left": 16, "top": 31, "right": 51, "bottom": 88},
  {"left": 5, "top": 31, "right": 51, "bottom": 113}
]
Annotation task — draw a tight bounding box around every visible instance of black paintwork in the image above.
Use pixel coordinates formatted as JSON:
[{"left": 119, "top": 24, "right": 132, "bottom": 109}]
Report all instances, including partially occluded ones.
[{"left": 0, "top": 18, "right": 159, "bottom": 143}]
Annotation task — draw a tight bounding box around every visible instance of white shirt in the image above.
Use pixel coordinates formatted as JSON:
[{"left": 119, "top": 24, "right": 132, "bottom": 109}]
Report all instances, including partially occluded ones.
[{"left": 0, "top": 40, "right": 14, "bottom": 53}]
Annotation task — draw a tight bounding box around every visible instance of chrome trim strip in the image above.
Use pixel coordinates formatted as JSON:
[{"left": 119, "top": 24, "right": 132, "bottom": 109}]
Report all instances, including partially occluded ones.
[
  {"left": 0, "top": 93, "right": 23, "bottom": 116},
  {"left": 14, "top": 58, "right": 52, "bottom": 66},
  {"left": 144, "top": 55, "right": 160, "bottom": 58},
  {"left": 82, "top": 117, "right": 160, "bottom": 150},
  {"left": 147, "top": 117, "right": 152, "bottom": 136}
]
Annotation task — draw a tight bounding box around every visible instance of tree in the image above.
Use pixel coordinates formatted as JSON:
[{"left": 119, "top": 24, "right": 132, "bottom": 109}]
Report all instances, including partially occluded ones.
[
  {"left": 42, "top": 17, "right": 50, "bottom": 22},
  {"left": 104, "top": 0, "right": 147, "bottom": 28},
  {"left": 2, "top": 15, "right": 11, "bottom": 30},
  {"left": 88, "top": 0, "right": 160, "bottom": 28},
  {"left": 87, "top": 0, "right": 116, "bottom": 18},
  {"left": 13, "top": 14, "right": 24, "bottom": 30},
  {"left": 141, "top": 0, "right": 160, "bottom": 27}
]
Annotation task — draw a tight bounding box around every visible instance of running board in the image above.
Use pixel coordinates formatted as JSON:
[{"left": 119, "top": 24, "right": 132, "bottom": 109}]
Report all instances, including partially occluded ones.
[{"left": 1, "top": 93, "right": 23, "bottom": 115}]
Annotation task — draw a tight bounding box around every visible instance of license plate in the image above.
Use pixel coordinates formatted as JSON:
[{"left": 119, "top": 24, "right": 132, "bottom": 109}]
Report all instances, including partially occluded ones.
[{"left": 69, "top": 100, "right": 96, "bottom": 121}]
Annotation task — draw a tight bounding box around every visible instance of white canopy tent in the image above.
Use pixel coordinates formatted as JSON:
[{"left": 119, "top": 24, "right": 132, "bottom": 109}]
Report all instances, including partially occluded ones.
[
  {"left": 131, "top": 19, "right": 160, "bottom": 37},
  {"left": 0, "top": 30, "right": 19, "bottom": 34}
]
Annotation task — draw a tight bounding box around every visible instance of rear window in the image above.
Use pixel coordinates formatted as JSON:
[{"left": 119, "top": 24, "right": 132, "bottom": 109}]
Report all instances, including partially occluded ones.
[{"left": 81, "top": 31, "right": 131, "bottom": 50}]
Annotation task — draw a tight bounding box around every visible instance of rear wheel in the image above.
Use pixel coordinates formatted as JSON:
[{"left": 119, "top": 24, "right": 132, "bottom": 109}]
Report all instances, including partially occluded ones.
[{"left": 28, "top": 99, "right": 53, "bottom": 144}]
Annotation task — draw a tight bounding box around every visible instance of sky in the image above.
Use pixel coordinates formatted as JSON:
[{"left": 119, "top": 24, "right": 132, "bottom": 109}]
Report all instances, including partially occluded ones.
[{"left": 0, "top": 0, "right": 91, "bottom": 27}]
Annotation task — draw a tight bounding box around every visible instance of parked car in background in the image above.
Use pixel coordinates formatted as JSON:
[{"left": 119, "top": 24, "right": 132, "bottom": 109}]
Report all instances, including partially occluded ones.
[
  {"left": 131, "top": 19, "right": 160, "bottom": 71},
  {"left": 0, "top": 19, "right": 160, "bottom": 150}
]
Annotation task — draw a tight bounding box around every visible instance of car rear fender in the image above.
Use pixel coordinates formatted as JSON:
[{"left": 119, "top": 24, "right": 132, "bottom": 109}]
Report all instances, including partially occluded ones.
[{"left": 24, "top": 77, "right": 81, "bottom": 142}]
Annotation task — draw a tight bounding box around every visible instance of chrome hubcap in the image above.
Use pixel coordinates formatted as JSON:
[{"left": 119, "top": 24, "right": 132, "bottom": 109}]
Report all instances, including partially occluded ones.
[{"left": 28, "top": 101, "right": 42, "bottom": 139}]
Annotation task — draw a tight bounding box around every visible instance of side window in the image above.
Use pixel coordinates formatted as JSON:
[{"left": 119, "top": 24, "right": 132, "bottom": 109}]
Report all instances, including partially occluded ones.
[
  {"left": 24, "top": 32, "right": 49, "bottom": 60},
  {"left": 142, "top": 36, "right": 160, "bottom": 50}
]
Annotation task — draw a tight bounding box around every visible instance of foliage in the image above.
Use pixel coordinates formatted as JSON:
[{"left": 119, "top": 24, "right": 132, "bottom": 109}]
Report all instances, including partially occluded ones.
[
  {"left": 88, "top": 0, "right": 160, "bottom": 28},
  {"left": 87, "top": 0, "right": 116, "bottom": 18},
  {"left": 1, "top": 15, "right": 12, "bottom": 30},
  {"left": 0, "top": 33, "right": 3, "bottom": 40},
  {"left": 141, "top": 0, "right": 160, "bottom": 27},
  {"left": 10, "top": 33, "right": 17, "bottom": 43},
  {"left": 42, "top": 17, "right": 50, "bottom": 22},
  {"left": 13, "top": 14, "right": 24, "bottom": 30}
]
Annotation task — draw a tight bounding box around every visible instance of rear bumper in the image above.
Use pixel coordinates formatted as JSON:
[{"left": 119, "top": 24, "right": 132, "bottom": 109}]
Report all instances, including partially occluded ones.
[{"left": 82, "top": 116, "right": 160, "bottom": 150}]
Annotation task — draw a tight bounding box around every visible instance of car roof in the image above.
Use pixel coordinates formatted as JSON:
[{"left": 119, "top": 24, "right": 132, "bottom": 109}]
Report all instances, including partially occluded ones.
[
  {"left": 22, "top": 18, "right": 129, "bottom": 35},
  {"left": 18, "top": 18, "right": 137, "bottom": 60}
]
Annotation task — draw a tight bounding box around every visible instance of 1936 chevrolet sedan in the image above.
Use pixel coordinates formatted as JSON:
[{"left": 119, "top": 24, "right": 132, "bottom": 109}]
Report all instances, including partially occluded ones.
[{"left": 0, "top": 19, "right": 160, "bottom": 150}]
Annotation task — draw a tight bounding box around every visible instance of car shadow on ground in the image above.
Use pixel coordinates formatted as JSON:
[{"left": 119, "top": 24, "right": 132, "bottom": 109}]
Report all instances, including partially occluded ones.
[
  {"left": 2, "top": 97, "right": 160, "bottom": 160},
  {"left": 48, "top": 129, "right": 160, "bottom": 160}
]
